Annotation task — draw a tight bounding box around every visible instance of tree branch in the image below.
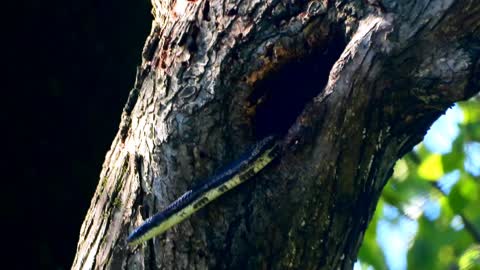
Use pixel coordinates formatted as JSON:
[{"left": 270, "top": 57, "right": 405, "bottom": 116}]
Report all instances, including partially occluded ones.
[{"left": 73, "top": 1, "right": 480, "bottom": 269}]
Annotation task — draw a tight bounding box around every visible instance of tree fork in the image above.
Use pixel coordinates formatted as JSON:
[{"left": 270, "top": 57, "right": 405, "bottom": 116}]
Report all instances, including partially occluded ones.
[{"left": 73, "top": 0, "right": 480, "bottom": 269}]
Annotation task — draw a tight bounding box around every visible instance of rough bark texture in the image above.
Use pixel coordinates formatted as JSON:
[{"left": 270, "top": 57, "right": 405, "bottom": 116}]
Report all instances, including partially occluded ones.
[{"left": 72, "top": 0, "right": 480, "bottom": 269}]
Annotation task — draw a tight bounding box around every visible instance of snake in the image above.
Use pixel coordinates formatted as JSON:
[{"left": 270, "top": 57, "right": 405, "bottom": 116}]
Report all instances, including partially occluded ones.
[{"left": 127, "top": 136, "right": 280, "bottom": 246}]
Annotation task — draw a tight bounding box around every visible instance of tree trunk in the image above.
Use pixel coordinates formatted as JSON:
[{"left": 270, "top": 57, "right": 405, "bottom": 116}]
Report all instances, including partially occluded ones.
[{"left": 72, "top": 0, "right": 480, "bottom": 269}]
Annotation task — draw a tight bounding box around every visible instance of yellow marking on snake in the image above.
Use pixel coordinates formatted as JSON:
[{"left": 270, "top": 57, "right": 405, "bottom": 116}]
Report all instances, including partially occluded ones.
[{"left": 128, "top": 141, "right": 278, "bottom": 246}]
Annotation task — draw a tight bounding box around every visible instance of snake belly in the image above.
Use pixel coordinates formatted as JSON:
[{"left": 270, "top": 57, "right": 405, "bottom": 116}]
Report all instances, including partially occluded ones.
[{"left": 127, "top": 136, "right": 279, "bottom": 246}]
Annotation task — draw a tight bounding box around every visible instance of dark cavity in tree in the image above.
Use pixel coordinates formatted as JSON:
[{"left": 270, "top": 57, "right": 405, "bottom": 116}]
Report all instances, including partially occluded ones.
[{"left": 249, "top": 34, "right": 346, "bottom": 139}]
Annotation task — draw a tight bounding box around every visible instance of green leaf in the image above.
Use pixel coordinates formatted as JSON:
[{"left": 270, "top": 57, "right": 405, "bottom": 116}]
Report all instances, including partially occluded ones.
[
  {"left": 449, "top": 185, "right": 469, "bottom": 213},
  {"left": 459, "top": 175, "right": 479, "bottom": 202},
  {"left": 448, "top": 175, "right": 479, "bottom": 213},
  {"left": 408, "top": 216, "right": 473, "bottom": 270},
  {"left": 464, "top": 123, "right": 480, "bottom": 141},
  {"left": 418, "top": 154, "right": 444, "bottom": 180},
  {"left": 459, "top": 101, "right": 480, "bottom": 125},
  {"left": 459, "top": 245, "right": 480, "bottom": 270},
  {"left": 442, "top": 134, "right": 465, "bottom": 173},
  {"left": 393, "top": 159, "right": 409, "bottom": 181}
]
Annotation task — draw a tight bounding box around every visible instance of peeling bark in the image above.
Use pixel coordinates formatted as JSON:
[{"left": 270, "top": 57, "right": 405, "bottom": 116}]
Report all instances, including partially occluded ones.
[{"left": 73, "top": 0, "right": 480, "bottom": 269}]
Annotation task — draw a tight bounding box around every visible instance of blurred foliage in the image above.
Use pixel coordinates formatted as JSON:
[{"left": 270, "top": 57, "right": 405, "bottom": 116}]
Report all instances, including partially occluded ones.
[{"left": 358, "top": 96, "right": 480, "bottom": 270}]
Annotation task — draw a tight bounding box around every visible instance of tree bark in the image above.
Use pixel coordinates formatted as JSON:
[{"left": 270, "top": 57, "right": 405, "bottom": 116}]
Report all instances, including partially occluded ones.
[{"left": 72, "top": 0, "right": 480, "bottom": 269}]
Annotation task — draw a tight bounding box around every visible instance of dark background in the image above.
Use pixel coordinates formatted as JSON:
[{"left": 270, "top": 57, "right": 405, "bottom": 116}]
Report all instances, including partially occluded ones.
[{"left": 5, "top": 0, "right": 151, "bottom": 269}]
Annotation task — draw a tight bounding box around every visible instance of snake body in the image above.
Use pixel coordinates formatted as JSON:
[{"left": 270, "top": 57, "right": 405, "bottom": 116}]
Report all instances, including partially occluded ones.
[{"left": 127, "top": 136, "right": 279, "bottom": 245}]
